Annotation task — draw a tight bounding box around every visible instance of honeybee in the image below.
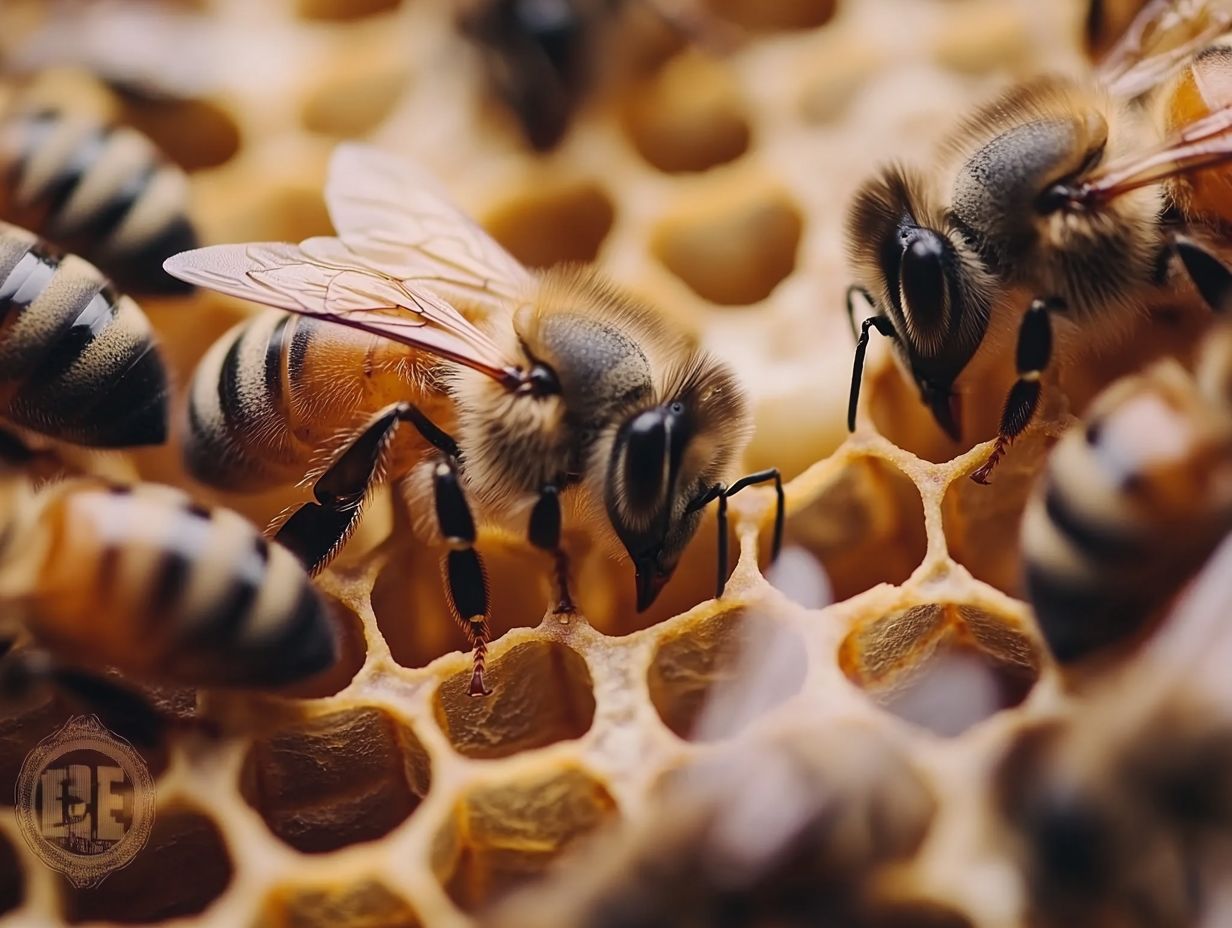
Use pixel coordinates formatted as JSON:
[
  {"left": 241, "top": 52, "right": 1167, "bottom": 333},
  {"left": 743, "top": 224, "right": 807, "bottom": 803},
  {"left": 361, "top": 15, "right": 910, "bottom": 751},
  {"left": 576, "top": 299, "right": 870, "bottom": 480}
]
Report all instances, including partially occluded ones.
[
  {"left": 994, "top": 537, "right": 1232, "bottom": 928},
  {"left": 845, "top": 0, "right": 1232, "bottom": 484},
  {"left": 1020, "top": 317, "right": 1232, "bottom": 666},
  {"left": 0, "top": 472, "right": 338, "bottom": 742},
  {"left": 0, "top": 220, "right": 169, "bottom": 448},
  {"left": 995, "top": 702, "right": 1232, "bottom": 928},
  {"left": 163, "top": 144, "right": 780, "bottom": 698},
  {"left": 0, "top": 102, "right": 199, "bottom": 296},
  {"left": 459, "top": 0, "right": 714, "bottom": 151}
]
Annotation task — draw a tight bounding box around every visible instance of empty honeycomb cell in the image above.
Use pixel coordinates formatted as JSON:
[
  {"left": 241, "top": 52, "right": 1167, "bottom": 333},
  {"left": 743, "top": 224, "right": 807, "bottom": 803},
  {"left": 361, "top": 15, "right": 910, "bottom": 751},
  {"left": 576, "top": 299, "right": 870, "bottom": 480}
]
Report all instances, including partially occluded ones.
[
  {"left": 0, "top": 830, "right": 23, "bottom": 916},
  {"left": 111, "top": 86, "right": 242, "bottom": 171},
  {"left": 483, "top": 182, "right": 616, "bottom": 269},
  {"left": 430, "top": 766, "right": 618, "bottom": 914},
  {"left": 433, "top": 641, "right": 595, "bottom": 760},
  {"left": 651, "top": 180, "right": 802, "bottom": 305},
  {"left": 840, "top": 604, "right": 1040, "bottom": 735},
  {"left": 706, "top": 0, "right": 837, "bottom": 31},
  {"left": 276, "top": 595, "right": 367, "bottom": 699},
  {"left": 372, "top": 535, "right": 550, "bottom": 672},
  {"left": 296, "top": 0, "right": 402, "bottom": 20},
  {"left": 240, "top": 707, "right": 431, "bottom": 854},
  {"left": 786, "top": 456, "right": 927, "bottom": 603},
  {"left": 579, "top": 514, "right": 722, "bottom": 636},
  {"left": 301, "top": 61, "right": 409, "bottom": 137},
  {"left": 621, "top": 51, "right": 751, "bottom": 173},
  {"left": 61, "top": 806, "right": 232, "bottom": 924},
  {"left": 255, "top": 879, "right": 421, "bottom": 928},
  {"left": 875, "top": 645, "right": 1038, "bottom": 737},
  {"left": 647, "top": 608, "right": 807, "bottom": 741}
]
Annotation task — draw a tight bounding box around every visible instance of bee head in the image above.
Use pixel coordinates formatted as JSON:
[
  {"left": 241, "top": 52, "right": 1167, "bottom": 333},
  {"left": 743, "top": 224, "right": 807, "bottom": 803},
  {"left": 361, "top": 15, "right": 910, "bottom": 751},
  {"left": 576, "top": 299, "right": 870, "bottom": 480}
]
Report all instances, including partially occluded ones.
[
  {"left": 848, "top": 165, "right": 991, "bottom": 441},
  {"left": 605, "top": 355, "right": 751, "bottom": 611}
]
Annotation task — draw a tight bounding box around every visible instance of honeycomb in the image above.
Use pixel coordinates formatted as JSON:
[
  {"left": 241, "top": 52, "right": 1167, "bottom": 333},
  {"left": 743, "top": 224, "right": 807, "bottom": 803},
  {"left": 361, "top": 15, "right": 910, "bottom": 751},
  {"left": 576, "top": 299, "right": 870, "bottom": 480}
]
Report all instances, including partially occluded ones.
[{"left": 0, "top": 0, "right": 1227, "bottom": 925}]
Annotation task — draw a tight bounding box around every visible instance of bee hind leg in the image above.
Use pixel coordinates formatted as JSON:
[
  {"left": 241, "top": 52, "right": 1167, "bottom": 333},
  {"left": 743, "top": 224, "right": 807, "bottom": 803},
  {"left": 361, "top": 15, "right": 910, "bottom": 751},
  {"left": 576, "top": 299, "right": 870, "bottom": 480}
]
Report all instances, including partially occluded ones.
[
  {"left": 275, "top": 402, "right": 458, "bottom": 573},
  {"left": 971, "top": 297, "right": 1058, "bottom": 485},
  {"left": 529, "top": 484, "right": 575, "bottom": 614},
  {"left": 431, "top": 457, "right": 494, "bottom": 697}
]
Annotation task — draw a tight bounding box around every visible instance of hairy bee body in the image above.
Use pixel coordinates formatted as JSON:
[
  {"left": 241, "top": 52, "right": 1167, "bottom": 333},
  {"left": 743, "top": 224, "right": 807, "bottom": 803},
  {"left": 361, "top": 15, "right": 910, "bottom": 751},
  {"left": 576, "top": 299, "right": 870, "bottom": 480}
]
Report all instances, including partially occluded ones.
[
  {"left": 0, "top": 475, "right": 335, "bottom": 688},
  {"left": 165, "top": 144, "right": 762, "bottom": 695},
  {"left": 1021, "top": 325, "right": 1232, "bottom": 664},
  {"left": 0, "top": 221, "right": 167, "bottom": 448},
  {"left": 0, "top": 107, "right": 198, "bottom": 295},
  {"left": 845, "top": 2, "right": 1232, "bottom": 468},
  {"left": 186, "top": 309, "right": 450, "bottom": 491},
  {"left": 187, "top": 263, "right": 736, "bottom": 557}
]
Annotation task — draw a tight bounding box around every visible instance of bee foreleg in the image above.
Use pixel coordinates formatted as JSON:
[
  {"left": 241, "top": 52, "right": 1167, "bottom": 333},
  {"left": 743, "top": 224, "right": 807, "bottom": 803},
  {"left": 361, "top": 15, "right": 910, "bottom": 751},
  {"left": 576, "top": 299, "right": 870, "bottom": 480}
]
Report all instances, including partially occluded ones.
[
  {"left": 1173, "top": 235, "right": 1232, "bottom": 314},
  {"left": 845, "top": 284, "right": 875, "bottom": 341},
  {"left": 276, "top": 401, "right": 458, "bottom": 573},
  {"left": 432, "top": 457, "right": 493, "bottom": 698},
  {"left": 529, "top": 484, "right": 575, "bottom": 614},
  {"left": 687, "top": 468, "right": 783, "bottom": 601},
  {"left": 848, "top": 314, "right": 898, "bottom": 432},
  {"left": 971, "top": 298, "right": 1057, "bottom": 485}
]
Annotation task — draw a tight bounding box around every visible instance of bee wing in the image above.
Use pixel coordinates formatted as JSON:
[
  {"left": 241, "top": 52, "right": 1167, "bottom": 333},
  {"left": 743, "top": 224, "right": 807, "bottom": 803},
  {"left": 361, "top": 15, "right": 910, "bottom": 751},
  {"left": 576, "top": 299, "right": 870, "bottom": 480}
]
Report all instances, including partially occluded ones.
[
  {"left": 324, "top": 143, "right": 533, "bottom": 318},
  {"left": 164, "top": 242, "right": 522, "bottom": 383},
  {"left": 1098, "top": 0, "right": 1232, "bottom": 99},
  {"left": 1065, "top": 100, "right": 1232, "bottom": 204}
]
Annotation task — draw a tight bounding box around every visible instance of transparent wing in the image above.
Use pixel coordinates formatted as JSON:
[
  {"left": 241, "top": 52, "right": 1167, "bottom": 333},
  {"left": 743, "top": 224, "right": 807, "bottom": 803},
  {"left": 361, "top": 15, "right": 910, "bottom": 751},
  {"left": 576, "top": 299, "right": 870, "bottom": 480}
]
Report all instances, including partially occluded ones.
[
  {"left": 325, "top": 143, "right": 533, "bottom": 318},
  {"left": 1099, "top": 0, "right": 1232, "bottom": 99},
  {"left": 164, "top": 242, "right": 523, "bottom": 384}
]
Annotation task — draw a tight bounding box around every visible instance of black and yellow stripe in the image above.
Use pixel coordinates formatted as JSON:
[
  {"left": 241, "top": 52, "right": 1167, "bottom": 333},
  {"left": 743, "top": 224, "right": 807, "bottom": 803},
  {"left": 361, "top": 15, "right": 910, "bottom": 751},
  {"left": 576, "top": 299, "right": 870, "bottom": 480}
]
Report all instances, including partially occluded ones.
[
  {"left": 1021, "top": 366, "right": 1232, "bottom": 664},
  {"left": 185, "top": 309, "right": 447, "bottom": 491},
  {"left": 22, "top": 480, "right": 335, "bottom": 687},
  {"left": 0, "top": 222, "right": 168, "bottom": 447},
  {"left": 0, "top": 108, "right": 198, "bottom": 295}
]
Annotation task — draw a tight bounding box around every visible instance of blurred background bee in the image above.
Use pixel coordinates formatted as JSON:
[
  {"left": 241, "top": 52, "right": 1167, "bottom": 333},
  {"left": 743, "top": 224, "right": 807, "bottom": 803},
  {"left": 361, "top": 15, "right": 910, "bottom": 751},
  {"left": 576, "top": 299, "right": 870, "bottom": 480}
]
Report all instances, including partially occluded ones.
[
  {"left": 1021, "top": 314, "right": 1232, "bottom": 668},
  {"left": 457, "top": 0, "right": 715, "bottom": 151},
  {"left": 0, "top": 219, "right": 168, "bottom": 450},
  {"left": 845, "top": 0, "right": 1232, "bottom": 484},
  {"left": 996, "top": 530, "right": 1232, "bottom": 928},
  {"left": 0, "top": 79, "right": 199, "bottom": 296},
  {"left": 164, "top": 143, "right": 781, "bottom": 698},
  {"left": 0, "top": 471, "right": 339, "bottom": 745}
]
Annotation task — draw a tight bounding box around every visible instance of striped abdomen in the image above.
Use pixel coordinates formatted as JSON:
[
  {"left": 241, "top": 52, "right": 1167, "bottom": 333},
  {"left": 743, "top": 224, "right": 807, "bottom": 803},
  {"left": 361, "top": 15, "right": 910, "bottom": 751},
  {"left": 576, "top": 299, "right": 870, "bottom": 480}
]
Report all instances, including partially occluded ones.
[
  {"left": 1021, "top": 366, "right": 1232, "bottom": 663},
  {"left": 0, "top": 222, "right": 168, "bottom": 447},
  {"left": 18, "top": 480, "right": 335, "bottom": 687},
  {"left": 0, "top": 108, "right": 198, "bottom": 295},
  {"left": 186, "top": 310, "right": 450, "bottom": 491}
]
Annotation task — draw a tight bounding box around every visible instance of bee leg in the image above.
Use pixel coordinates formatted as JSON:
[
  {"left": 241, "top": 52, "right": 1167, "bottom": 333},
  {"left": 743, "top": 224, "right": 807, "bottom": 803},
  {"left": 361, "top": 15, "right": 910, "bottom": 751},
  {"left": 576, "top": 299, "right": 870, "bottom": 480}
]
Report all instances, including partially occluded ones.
[
  {"left": 276, "top": 402, "right": 459, "bottom": 573},
  {"left": 846, "top": 284, "right": 875, "bottom": 341},
  {"left": 529, "top": 484, "right": 574, "bottom": 614},
  {"left": 1173, "top": 235, "right": 1232, "bottom": 314},
  {"left": 432, "top": 457, "right": 493, "bottom": 698},
  {"left": 848, "top": 315, "right": 898, "bottom": 432},
  {"left": 971, "top": 297, "right": 1057, "bottom": 485},
  {"left": 688, "top": 468, "right": 784, "bottom": 600}
]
